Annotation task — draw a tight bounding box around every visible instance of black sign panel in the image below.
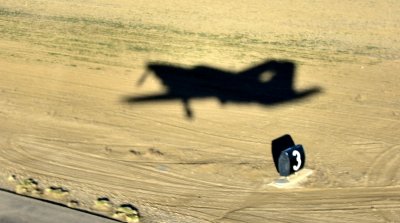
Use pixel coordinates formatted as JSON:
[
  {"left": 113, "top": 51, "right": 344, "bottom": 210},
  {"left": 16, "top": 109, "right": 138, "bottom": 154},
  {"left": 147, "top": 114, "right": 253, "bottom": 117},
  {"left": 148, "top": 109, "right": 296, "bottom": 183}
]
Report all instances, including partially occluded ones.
[
  {"left": 271, "top": 135, "right": 306, "bottom": 176},
  {"left": 271, "top": 134, "right": 295, "bottom": 172}
]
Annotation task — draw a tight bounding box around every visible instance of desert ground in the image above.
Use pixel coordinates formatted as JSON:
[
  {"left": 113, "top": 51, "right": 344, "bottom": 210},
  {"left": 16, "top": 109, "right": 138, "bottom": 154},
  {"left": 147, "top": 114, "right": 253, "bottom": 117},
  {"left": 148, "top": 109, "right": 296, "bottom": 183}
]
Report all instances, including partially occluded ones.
[{"left": 0, "top": 0, "right": 400, "bottom": 222}]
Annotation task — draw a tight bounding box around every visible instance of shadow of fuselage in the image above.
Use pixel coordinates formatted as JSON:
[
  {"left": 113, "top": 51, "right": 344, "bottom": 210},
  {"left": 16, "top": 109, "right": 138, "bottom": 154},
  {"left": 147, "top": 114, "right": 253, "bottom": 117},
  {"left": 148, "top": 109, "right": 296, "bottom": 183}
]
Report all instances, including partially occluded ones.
[{"left": 125, "top": 60, "right": 321, "bottom": 118}]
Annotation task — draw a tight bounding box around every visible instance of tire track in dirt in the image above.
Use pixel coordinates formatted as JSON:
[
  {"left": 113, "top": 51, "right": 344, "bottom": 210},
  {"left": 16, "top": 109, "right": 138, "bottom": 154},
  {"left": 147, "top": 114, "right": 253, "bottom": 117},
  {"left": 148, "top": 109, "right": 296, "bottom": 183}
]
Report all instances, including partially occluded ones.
[
  {"left": 366, "top": 144, "right": 400, "bottom": 186},
  {"left": 1, "top": 136, "right": 254, "bottom": 222},
  {"left": 6, "top": 135, "right": 251, "bottom": 192},
  {"left": 3, "top": 134, "right": 266, "bottom": 222},
  {"left": 216, "top": 187, "right": 400, "bottom": 223}
]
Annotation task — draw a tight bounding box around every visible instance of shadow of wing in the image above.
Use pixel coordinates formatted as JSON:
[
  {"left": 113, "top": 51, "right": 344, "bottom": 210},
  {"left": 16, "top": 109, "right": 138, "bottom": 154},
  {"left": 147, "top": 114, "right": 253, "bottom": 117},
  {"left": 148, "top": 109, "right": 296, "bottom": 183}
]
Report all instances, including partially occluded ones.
[
  {"left": 123, "top": 94, "right": 179, "bottom": 103},
  {"left": 292, "top": 87, "right": 322, "bottom": 100}
]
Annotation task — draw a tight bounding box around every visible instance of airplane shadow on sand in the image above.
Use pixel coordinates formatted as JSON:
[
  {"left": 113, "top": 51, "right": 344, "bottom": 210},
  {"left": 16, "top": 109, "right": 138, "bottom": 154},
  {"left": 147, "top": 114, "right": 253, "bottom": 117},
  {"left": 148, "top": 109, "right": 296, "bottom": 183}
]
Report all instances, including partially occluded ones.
[{"left": 123, "top": 60, "right": 322, "bottom": 119}]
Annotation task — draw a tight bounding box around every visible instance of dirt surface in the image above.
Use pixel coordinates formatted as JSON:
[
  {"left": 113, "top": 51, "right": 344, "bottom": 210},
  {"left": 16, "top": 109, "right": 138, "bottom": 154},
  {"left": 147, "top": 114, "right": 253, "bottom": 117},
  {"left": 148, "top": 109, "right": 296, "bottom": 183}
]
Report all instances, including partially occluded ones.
[{"left": 1, "top": 0, "right": 400, "bottom": 222}]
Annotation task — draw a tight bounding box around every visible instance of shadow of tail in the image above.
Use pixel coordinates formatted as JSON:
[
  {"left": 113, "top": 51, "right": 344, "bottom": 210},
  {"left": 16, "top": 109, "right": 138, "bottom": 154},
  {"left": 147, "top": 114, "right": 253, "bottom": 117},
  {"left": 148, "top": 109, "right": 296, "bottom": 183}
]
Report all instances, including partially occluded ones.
[{"left": 263, "top": 87, "right": 322, "bottom": 105}]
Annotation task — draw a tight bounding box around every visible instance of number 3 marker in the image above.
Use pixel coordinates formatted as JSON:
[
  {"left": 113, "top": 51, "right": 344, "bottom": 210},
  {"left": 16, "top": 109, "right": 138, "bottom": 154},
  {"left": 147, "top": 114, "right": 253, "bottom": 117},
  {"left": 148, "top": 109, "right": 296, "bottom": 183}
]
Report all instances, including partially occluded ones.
[
  {"left": 271, "top": 135, "right": 306, "bottom": 176},
  {"left": 292, "top": 150, "right": 302, "bottom": 171}
]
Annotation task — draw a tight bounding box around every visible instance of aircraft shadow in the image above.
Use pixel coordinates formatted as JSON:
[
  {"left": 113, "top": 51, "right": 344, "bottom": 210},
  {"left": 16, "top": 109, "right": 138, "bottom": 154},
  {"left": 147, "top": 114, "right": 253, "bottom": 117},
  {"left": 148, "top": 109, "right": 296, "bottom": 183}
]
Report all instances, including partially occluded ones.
[{"left": 124, "top": 60, "right": 322, "bottom": 118}]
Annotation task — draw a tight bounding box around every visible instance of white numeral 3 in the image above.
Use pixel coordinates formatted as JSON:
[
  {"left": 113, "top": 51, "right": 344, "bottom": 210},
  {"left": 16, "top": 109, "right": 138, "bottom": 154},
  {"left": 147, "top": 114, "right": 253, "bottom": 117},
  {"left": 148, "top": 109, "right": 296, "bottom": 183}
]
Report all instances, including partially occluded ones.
[{"left": 292, "top": 150, "right": 302, "bottom": 171}]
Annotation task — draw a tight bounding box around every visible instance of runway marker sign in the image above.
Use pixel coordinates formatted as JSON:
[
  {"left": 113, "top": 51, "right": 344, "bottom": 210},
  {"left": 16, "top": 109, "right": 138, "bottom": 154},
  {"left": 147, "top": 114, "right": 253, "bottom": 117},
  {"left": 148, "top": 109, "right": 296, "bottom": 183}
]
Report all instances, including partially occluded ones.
[{"left": 272, "top": 134, "right": 306, "bottom": 177}]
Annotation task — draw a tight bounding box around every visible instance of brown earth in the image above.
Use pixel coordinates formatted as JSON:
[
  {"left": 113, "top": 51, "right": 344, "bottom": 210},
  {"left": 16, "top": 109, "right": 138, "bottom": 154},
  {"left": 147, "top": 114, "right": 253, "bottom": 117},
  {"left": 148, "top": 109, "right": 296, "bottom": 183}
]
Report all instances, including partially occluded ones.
[{"left": 0, "top": 0, "right": 400, "bottom": 222}]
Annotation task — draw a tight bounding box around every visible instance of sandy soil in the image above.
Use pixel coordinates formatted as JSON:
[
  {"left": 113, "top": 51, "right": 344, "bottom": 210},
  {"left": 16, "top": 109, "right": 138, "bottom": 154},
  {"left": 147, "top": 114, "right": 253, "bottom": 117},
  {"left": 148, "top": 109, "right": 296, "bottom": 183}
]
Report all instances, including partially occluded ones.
[{"left": 0, "top": 0, "right": 400, "bottom": 222}]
